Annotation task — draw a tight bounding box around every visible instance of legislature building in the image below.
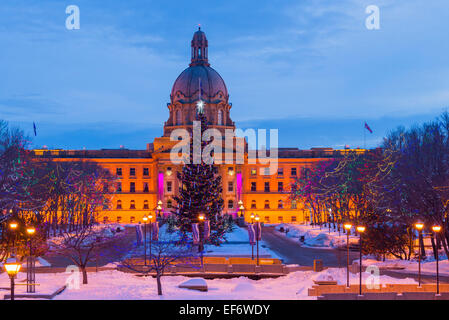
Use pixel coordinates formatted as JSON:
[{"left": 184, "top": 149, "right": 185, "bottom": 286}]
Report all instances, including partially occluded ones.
[{"left": 32, "top": 28, "right": 361, "bottom": 224}]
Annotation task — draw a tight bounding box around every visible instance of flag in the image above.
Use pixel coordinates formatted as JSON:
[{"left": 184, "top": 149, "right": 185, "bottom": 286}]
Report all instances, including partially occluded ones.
[
  {"left": 255, "top": 222, "right": 262, "bottom": 241},
  {"left": 192, "top": 223, "right": 200, "bottom": 244},
  {"left": 247, "top": 224, "right": 256, "bottom": 245},
  {"left": 33, "top": 122, "right": 37, "bottom": 136},
  {"left": 203, "top": 219, "right": 210, "bottom": 240},
  {"left": 152, "top": 222, "right": 159, "bottom": 241},
  {"left": 364, "top": 122, "right": 373, "bottom": 134}
]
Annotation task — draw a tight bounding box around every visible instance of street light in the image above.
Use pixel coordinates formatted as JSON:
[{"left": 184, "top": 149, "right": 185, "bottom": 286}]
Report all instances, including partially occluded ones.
[
  {"left": 26, "top": 226, "right": 36, "bottom": 293},
  {"left": 343, "top": 223, "right": 352, "bottom": 288},
  {"left": 156, "top": 200, "right": 163, "bottom": 217},
  {"left": 250, "top": 213, "right": 255, "bottom": 260},
  {"left": 142, "top": 215, "right": 148, "bottom": 265},
  {"left": 198, "top": 214, "right": 205, "bottom": 266},
  {"left": 432, "top": 225, "right": 442, "bottom": 295},
  {"left": 148, "top": 213, "right": 154, "bottom": 260},
  {"left": 414, "top": 222, "right": 424, "bottom": 288},
  {"left": 4, "top": 258, "right": 21, "bottom": 300},
  {"left": 356, "top": 225, "right": 366, "bottom": 296},
  {"left": 9, "top": 221, "right": 18, "bottom": 255},
  {"left": 255, "top": 214, "right": 260, "bottom": 266}
]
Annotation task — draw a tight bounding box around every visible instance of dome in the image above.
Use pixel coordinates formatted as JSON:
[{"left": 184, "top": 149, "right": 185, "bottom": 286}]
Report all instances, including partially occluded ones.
[{"left": 171, "top": 65, "right": 228, "bottom": 101}]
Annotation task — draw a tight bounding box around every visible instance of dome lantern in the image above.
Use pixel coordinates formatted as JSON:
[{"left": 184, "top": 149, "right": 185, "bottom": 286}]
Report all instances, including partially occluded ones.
[{"left": 190, "top": 26, "right": 209, "bottom": 67}]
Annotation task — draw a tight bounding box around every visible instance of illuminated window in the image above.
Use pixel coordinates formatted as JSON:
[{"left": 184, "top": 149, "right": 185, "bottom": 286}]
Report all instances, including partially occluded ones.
[
  {"left": 130, "top": 216, "right": 135, "bottom": 223},
  {"left": 250, "top": 168, "right": 257, "bottom": 176},
  {"left": 291, "top": 200, "right": 297, "bottom": 209}
]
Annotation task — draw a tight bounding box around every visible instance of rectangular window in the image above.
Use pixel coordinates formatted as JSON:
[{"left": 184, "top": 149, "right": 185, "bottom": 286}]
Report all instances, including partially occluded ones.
[
  {"left": 291, "top": 216, "right": 297, "bottom": 222},
  {"left": 278, "top": 182, "right": 283, "bottom": 192},
  {"left": 228, "top": 200, "right": 234, "bottom": 209},
  {"left": 251, "top": 168, "right": 257, "bottom": 176},
  {"left": 278, "top": 216, "right": 284, "bottom": 222},
  {"left": 264, "top": 182, "right": 270, "bottom": 192},
  {"left": 228, "top": 182, "right": 234, "bottom": 192},
  {"left": 278, "top": 167, "right": 284, "bottom": 176},
  {"left": 116, "top": 168, "right": 122, "bottom": 176},
  {"left": 251, "top": 182, "right": 257, "bottom": 192},
  {"left": 130, "top": 182, "right": 135, "bottom": 193},
  {"left": 291, "top": 167, "right": 297, "bottom": 176},
  {"left": 143, "top": 168, "right": 149, "bottom": 176},
  {"left": 130, "top": 168, "right": 136, "bottom": 177},
  {"left": 143, "top": 183, "right": 149, "bottom": 193},
  {"left": 264, "top": 216, "right": 270, "bottom": 223},
  {"left": 167, "top": 181, "right": 172, "bottom": 192},
  {"left": 117, "top": 183, "right": 122, "bottom": 193}
]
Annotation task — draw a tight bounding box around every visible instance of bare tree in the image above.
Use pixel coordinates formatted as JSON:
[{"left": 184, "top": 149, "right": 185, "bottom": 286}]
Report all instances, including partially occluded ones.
[{"left": 120, "top": 230, "right": 195, "bottom": 295}]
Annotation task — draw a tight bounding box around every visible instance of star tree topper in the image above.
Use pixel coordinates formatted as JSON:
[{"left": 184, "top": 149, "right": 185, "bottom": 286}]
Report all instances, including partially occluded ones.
[{"left": 196, "top": 99, "right": 205, "bottom": 114}]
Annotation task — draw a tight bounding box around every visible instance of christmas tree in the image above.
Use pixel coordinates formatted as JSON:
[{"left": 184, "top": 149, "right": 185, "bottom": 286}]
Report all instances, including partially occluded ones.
[{"left": 172, "top": 101, "right": 233, "bottom": 245}]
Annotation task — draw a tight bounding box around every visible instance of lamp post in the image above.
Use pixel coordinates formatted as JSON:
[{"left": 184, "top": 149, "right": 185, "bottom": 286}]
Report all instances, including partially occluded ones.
[
  {"left": 9, "top": 221, "right": 18, "bottom": 255},
  {"left": 142, "top": 215, "right": 148, "bottom": 265},
  {"left": 432, "top": 225, "right": 442, "bottom": 295},
  {"left": 26, "top": 226, "right": 36, "bottom": 293},
  {"left": 343, "top": 223, "right": 352, "bottom": 288},
  {"left": 356, "top": 225, "right": 366, "bottom": 296},
  {"left": 4, "top": 258, "right": 21, "bottom": 300},
  {"left": 250, "top": 213, "right": 255, "bottom": 260},
  {"left": 148, "top": 213, "right": 153, "bottom": 260},
  {"left": 198, "top": 214, "right": 205, "bottom": 267},
  {"left": 157, "top": 200, "right": 163, "bottom": 217},
  {"left": 255, "top": 214, "right": 260, "bottom": 266},
  {"left": 414, "top": 222, "right": 424, "bottom": 288}
]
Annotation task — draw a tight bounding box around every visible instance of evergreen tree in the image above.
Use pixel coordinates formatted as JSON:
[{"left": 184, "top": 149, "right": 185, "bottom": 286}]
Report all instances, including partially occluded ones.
[{"left": 172, "top": 104, "right": 233, "bottom": 245}]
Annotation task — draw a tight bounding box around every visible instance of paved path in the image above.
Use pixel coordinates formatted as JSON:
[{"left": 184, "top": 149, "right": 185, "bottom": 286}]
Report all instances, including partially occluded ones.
[
  {"left": 261, "top": 226, "right": 359, "bottom": 267},
  {"left": 43, "top": 226, "right": 137, "bottom": 268}
]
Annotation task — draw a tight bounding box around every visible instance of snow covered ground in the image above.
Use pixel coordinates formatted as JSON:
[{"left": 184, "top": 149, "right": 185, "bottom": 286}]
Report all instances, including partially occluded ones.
[
  {"left": 0, "top": 267, "right": 417, "bottom": 300},
  {"left": 131, "top": 224, "right": 277, "bottom": 258},
  {"left": 275, "top": 223, "right": 359, "bottom": 249}
]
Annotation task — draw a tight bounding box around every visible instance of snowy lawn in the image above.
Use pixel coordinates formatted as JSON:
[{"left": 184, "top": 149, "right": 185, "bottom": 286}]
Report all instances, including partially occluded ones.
[
  {"left": 275, "top": 223, "right": 359, "bottom": 249},
  {"left": 0, "top": 267, "right": 417, "bottom": 300},
  {"left": 131, "top": 224, "right": 276, "bottom": 258}
]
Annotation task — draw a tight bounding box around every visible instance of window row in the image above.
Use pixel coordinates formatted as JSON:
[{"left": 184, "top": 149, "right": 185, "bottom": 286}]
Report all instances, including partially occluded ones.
[
  {"left": 250, "top": 182, "right": 286, "bottom": 192},
  {"left": 249, "top": 199, "right": 297, "bottom": 209},
  {"left": 250, "top": 167, "right": 298, "bottom": 177},
  {"left": 115, "top": 199, "right": 173, "bottom": 210},
  {"left": 115, "top": 167, "right": 150, "bottom": 177},
  {"left": 259, "top": 216, "right": 297, "bottom": 223}
]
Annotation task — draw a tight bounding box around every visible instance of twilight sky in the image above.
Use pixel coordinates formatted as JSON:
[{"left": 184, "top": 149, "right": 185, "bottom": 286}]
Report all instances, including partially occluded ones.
[{"left": 0, "top": 0, "right": 448, "bottom": 150}]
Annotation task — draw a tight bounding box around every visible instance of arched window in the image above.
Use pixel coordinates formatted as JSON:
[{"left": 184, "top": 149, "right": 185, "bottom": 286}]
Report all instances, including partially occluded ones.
[
  {"left": 176, "top": 110, "right": 182, "bottom": 125},
  {"left": 251, "top": 200, "right": 257, "bottom": 209},
  {"left": 218, "top": 110, "right": 223, "bottom": 125},
  {"left": 278, "top": 200, "right": 284, "bottom": 209},
  {"left": 116, "top": 200, "right": 122, "bottom": 210},
  {"left": 264, "top": 200, "right": 270, "bottom": 209}
]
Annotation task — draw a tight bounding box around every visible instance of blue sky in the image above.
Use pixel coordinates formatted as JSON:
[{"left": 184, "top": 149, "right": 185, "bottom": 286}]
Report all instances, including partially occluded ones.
[{"left": 0, "top": 0, "right": 448, "bottom": 150}]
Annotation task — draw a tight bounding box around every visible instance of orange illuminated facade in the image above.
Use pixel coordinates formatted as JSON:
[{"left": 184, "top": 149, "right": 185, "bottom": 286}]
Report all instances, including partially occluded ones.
[{"left": 31, "top": 28, "right": 365, "bottom": 224}]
